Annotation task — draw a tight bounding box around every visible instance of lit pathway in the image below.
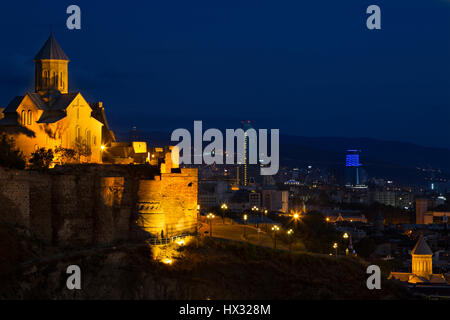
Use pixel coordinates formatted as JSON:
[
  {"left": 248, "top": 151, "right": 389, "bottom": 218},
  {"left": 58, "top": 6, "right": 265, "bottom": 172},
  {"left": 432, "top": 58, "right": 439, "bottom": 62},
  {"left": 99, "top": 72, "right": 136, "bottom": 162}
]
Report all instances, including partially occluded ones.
[{"left": 198, "top": 218, "right": 293, "bottom": 251}]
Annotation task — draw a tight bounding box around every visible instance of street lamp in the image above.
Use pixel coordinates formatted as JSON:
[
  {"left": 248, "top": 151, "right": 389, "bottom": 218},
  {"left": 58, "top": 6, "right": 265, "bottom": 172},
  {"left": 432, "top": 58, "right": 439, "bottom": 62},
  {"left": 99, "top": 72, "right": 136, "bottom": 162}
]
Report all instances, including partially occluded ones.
[
  {"left": 221, "top": 203, "right": 228, "bottom": 224},
  {"left": 207, "top": 213, "right": 215, "bottom": 237},
  {"left": 342, "top": 232, "right": 354, "bottom": 255},
  {"left": 333, "top": 242, "right": 338, "bottom": 257},
  {"left": 243, "top": 214, "right": 248, "bottom": 238},
  {"left": 287, "top": 229, "right": 294, "bottom": 252},
  {"left": 271, "top": 225, "right": 280, "bottom": 249}
]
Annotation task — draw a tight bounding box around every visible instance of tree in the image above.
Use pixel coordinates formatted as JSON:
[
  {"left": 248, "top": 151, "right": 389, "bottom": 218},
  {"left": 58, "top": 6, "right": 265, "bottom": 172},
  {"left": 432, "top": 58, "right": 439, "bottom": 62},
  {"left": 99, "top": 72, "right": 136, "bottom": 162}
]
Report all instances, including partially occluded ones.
[
  {"left": 354, "top": 237, "right": 376, "bottom": 258},
  {"left": 29, "top": 148, "right": 54, "bottom": 170},
  {"left": 55, "top": 146, "right": 77, "bottom": 164},
  {"left": 0, "top": 133, "right": 26, "bottom": 170},
  {"left": 295, "top": 211, "right": 339, "bottom": 254},
  {"left": 73, "top": 138, "right": 92, "bottom": 162}
]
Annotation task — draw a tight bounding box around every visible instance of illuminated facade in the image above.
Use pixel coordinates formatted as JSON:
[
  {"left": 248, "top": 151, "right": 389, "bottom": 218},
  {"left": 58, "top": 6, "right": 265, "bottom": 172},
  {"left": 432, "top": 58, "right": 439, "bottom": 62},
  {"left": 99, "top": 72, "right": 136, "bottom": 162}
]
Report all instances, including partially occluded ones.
[
  {"left": 389, "top": 235, "right": 447, "bottom": 284},
  {"left": 345, "top": 150, "right": 367, "bottom": 188},
  {"left": 0, "top": 34, "right": 110, "bottom": 163}
]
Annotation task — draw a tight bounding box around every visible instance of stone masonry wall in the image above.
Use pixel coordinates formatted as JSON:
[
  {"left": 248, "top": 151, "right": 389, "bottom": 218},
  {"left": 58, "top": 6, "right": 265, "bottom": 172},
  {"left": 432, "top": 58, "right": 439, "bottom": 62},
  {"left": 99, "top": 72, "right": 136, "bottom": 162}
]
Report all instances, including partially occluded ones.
[
  {"left": 136, "top": 168, "right": 198, "bottom": 239},
  {"left": 0, "top": 166, "right": 198, "bottom": 247}
]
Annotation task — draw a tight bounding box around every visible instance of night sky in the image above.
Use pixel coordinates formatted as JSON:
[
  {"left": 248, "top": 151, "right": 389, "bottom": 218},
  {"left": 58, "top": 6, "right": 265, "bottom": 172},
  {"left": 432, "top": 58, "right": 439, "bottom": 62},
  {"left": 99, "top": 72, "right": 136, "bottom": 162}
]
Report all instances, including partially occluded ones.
[{"left": 0, "top": 0, "right": 449, "bottom": 148}]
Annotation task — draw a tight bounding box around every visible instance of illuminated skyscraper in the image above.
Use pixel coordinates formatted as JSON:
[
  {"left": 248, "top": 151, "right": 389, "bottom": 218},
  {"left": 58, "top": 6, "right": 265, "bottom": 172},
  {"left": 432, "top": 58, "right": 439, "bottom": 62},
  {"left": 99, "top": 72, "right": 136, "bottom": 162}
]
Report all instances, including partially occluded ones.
[
  {"left": 241, "top": 120, "right": 253, "bottom": 186},
  {"left": 345, "top": 150, "right": 367, "bottom": 188}
]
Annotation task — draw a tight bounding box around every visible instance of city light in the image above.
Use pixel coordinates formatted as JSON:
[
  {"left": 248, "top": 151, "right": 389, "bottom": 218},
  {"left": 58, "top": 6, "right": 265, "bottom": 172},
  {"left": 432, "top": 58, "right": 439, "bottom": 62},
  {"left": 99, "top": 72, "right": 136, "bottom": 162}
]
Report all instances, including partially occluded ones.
[
  {"left": 162, "top": 258, "right": 173, "bottom": 265},
  {"left": 343, "top": 233, "right": 349, "bottom": 239},
  {"left": 100, "top": 145, "right": 105, "bottom": 151}
]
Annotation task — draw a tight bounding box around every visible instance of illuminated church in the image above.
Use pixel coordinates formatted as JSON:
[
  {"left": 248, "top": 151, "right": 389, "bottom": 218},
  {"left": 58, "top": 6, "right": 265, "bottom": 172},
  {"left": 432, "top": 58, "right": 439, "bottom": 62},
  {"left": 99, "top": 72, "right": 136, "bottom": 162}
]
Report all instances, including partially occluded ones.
[
  {"left": 0, "top": 34, "right": 115, "bottom": 163},
  {"left": 389, "top": 235, "right": 447, "bottom": 284}
]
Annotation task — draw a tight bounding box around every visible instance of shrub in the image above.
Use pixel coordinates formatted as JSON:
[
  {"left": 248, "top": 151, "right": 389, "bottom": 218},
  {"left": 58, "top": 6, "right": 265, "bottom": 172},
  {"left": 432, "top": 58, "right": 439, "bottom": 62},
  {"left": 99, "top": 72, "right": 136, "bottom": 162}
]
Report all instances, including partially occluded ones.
[
  {"left": 55, "top": 146, "right": 77, "bottom": 164},
  {"left": 0, "top": 133, "right": 26, "bottom": 170},
  {"left": 29, "top": 148, "right": 54, "bottom": 170}
]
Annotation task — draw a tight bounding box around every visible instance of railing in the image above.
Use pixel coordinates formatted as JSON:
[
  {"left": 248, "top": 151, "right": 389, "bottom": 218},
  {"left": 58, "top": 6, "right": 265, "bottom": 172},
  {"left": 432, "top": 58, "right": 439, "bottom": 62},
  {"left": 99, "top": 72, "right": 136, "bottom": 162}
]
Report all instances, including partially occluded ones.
[{"left": 146, "top": 233, "right": 193, "bottom": 246}]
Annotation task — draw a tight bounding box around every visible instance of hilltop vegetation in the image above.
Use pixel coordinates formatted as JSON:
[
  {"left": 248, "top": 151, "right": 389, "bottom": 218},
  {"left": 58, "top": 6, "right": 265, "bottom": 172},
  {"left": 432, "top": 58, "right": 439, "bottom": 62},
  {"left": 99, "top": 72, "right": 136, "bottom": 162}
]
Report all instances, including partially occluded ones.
[{"left": 0, "top": 225, "right": 412, "bottom": 300}]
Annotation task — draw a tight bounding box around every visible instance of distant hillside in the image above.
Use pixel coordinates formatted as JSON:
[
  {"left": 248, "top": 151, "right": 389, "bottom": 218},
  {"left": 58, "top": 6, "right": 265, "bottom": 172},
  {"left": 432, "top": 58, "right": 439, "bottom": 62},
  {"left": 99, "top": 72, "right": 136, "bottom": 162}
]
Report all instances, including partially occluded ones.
[{"left": 116, "top": 130, "right": 450, "bottom": 184}]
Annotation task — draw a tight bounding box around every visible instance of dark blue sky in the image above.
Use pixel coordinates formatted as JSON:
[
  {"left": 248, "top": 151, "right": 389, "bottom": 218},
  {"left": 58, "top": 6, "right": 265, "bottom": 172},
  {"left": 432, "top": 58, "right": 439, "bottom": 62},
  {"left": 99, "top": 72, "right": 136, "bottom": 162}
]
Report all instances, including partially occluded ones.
[{"left": 0, "top": 0, "right": 449, "bottom": 148}]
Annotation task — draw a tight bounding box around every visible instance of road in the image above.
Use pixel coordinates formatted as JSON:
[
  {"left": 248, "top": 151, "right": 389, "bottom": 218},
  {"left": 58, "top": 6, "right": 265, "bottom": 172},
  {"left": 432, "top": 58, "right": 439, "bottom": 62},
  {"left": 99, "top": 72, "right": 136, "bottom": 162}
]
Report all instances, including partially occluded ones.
[{"left": 198, "top": 217, "right": 293, "bottom": 251}]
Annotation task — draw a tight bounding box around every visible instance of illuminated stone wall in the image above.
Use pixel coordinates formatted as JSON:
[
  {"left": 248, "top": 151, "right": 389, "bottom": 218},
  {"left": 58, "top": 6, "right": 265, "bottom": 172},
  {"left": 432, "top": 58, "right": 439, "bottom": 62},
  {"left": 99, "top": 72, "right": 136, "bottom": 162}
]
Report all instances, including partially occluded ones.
[
  {"left": 137, "top": 168, "right": 198, "bottom": 238},
  {"left": 0, "top": 165, "right": 198, "bottom": 246}
]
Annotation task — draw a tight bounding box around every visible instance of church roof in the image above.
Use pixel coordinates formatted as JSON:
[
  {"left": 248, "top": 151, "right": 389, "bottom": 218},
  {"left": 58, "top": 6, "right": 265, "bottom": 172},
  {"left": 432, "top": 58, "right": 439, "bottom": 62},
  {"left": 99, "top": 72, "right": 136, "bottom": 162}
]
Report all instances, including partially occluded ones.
[
  {"left": 411, "top": 235, "right": 433, "bottom": 255},
  {"left": 1, "top": 92, "right": 81, "bottom": 124},
  {"left": 34, "top": 33, "right": 69, "bottom": 61},
  {"left": 4, "top": 96, "right": 25, "bottom": 113}
]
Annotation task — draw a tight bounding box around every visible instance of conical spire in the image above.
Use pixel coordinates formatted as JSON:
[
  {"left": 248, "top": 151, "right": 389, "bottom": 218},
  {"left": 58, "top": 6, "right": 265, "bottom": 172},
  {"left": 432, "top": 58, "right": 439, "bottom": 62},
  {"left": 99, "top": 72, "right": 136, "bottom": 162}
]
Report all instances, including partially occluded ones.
[{"left": 34, "top": 33, "right": 69, "bottom": 61}]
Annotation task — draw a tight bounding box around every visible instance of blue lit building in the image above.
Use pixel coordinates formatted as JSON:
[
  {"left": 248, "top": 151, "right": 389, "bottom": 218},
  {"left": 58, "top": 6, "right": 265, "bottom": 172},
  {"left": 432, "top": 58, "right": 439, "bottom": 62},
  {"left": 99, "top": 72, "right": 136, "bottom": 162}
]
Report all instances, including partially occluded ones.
[{"left": 345, "top": 150, "right": 367, "bottom": 188}]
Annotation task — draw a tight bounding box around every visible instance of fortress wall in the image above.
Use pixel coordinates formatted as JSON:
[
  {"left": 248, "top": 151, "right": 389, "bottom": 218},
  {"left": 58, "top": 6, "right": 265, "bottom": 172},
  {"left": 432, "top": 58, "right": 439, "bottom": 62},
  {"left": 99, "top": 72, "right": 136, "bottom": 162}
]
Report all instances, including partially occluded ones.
[
  {"left": 137, "top": 178, "right": 165, "bottom": 238},
  {"left": 160, "top": 168, "right": 198, "bottom": 237},
  {"left": 0, "top": 166, "right": 198, "bottom": 246},
  {"left": 0, "top": 172, "right": 30, "bottom": 227},
  {"left": 96, "top": 176, "right": 129, "bottom": 245},
  {"left": 28, "top": 174, "right": 52, "bottom": 242},
  {"left": 52, "top": 175, "right": 95, "bottom": 246}
]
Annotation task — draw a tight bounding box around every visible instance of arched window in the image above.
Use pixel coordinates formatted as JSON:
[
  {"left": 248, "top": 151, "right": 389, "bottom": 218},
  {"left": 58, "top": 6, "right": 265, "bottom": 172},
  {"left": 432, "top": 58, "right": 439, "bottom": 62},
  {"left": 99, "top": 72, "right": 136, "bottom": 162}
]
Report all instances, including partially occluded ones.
[
  {"left": 21, "top": 110, "right": 25, "bottom": 125},
  {"left": 27, "top": 110, "right": 32, "bottom": 125},
  {"left": 86, "top": 130, "right": 91, "bottom": 147},
  {"left": 93, "top": 136, "right": 97, "bottom": 146},
  {"left": 75, "top": 126, "right": 81, "bottom": 142},
  {"left": 60, "top": 72, "right": 63, "bottom": 86},
  {"left": 43, "top": 71, "right": 48, "bottom": 86},
  {"left": 53, "top": 72, "right": 57, "bottom": 86}
]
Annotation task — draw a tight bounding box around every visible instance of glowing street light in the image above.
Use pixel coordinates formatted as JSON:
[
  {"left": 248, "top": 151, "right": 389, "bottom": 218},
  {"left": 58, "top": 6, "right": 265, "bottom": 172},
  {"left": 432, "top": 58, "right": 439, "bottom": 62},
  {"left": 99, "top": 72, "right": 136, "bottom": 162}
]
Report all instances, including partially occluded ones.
[
  {"left": 207, "top": 213, "right": 215, "bottom": 237},
  {"left": 196, "top": 204, "right": 201, "bottom": 234},
  {"left": 101, "top": 145, "right": 106, "bottom": 151},
  {"left": 342, "top": 232, "right": 354, "bottom": 255},
  {"left": 287, "top": 229, "right": 294, "bottom": 252},
  {"left": 221, "top": 203, "right": 228, "bottom": 223},
  {"left": 333, "top": 242, "right": 338, "bottom": 257},
  {"left": 243, "top": 214, "right": 248, "bottom": 238},
  {"left": 272, "top": 225, "right": 280, "bottom": 249}
]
